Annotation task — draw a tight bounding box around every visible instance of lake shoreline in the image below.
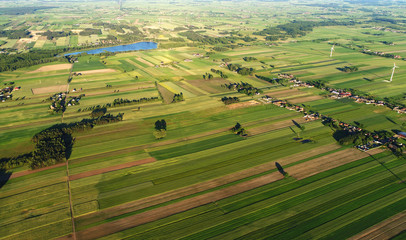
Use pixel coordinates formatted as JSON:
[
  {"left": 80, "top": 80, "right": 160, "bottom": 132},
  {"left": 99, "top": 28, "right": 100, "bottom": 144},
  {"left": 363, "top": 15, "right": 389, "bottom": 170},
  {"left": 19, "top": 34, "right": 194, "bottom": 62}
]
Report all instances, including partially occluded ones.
[{"left": 64, "top": 41, "right": 158, "bottom": 56}]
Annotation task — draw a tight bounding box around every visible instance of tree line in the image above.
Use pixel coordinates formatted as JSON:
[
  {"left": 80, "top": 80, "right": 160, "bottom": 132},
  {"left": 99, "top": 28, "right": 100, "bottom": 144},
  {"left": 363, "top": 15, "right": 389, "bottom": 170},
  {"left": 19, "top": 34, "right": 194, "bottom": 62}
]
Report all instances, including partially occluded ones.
[{"left": 77, "top": 97, "right": 159, "bottom": 112}]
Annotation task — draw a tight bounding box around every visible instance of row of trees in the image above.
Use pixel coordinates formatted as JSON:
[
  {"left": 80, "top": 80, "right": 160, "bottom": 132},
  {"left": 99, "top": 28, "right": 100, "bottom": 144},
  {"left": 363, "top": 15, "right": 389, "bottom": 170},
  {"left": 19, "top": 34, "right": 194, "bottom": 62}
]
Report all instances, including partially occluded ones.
[
  {"left": 211, "top": 68, "right": 228, "bottom": 78},
  {"left": 172, "top": 92, "right": 184, "bottom": 103},
  {"left": 77, "top": 97, "right": 159, "bottom": 112},
  {"left": 203, "top": 72, "right": 214, "bottom": 80},
  {"left": 243, "top": 57, "right": 257, "bottom": 62},
  {"left": 221, "top": 96, "right": 240, "bottom": 105},
  {"left": 338, "top": 66, "right": 358, "bottom": 72},
  {"left": 223, "top": 82, "right": 263, "bottom": 96}
]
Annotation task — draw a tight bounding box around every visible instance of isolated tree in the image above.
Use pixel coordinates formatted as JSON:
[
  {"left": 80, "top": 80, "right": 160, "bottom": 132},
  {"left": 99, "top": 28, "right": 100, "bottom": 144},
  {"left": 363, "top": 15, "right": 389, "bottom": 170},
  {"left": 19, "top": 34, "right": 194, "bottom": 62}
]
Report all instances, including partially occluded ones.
[{"left": 155, "top": 119, "right": 167, "bottom": 131}]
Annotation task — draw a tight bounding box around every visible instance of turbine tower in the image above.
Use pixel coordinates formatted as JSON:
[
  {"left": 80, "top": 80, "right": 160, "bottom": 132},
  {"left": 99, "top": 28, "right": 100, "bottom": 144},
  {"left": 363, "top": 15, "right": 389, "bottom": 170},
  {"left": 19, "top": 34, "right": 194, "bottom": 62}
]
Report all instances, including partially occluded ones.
[
  {"left": 330, "top": 44, "right": 335, "bottom": 57},
  {"left": 388, "top": 63, "right": 399, "bottom": 82}
]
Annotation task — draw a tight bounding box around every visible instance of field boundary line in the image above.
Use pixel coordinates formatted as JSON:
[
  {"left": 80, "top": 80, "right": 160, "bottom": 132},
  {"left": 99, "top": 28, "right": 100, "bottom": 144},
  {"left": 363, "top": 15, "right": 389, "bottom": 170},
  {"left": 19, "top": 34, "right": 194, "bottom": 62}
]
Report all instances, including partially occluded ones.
[
  {"left": 72, "top": 144, "right": 339, "bottom": 229},
  {"left": 69, "top": 157, "right": 156, "bottom": 181},
  {"left": 66, "top": 160, "right": 77, "bottom": 240},
  {"left": 348, "top": 211, "right": 406, "bottom": 240}
]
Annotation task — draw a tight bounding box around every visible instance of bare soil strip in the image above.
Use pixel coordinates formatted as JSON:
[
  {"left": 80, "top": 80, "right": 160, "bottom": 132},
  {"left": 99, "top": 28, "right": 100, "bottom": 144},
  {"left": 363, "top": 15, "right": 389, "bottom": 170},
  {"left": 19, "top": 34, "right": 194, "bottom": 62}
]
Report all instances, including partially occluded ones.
[
  {"left": 349, "top": 211, "right": 406, "bottom": 240},
  {"left": 288, "top": 95, "right": 323, "bottom": 104},
  {"left": 188, "top": 79, "right": 230, "bottom": 94},
  {"left": 75, "top": 69, "right": 116, "bottom": 75},
  {"left": 226, "top": 100, "right": 260, "bottom": 110},
  {"left": 290, "top": 148, "right": 383, "bottom": 180},
  {"left": 9, "top": 162, "right": 66, "bottom": 179},
  {"left": 28, "top": 64, "right": 72, "bottom": 73},
  {"left": 264, "top": 88, "right": 300, "bottom": 98},
  {"left": 32, "top": 85, "right": 68, "bottom": 95},
  {"left": 69, "top": 158, "right": 156, "bottom": 181},
  {"left": 73, "top": 144, "right": 339, "bottom": 229},
  {"left": 157, "top": 83, "right": 174, "bottom": 104},
  {"left": 65, "top": 173, "right": 285, "bottom": 240}
]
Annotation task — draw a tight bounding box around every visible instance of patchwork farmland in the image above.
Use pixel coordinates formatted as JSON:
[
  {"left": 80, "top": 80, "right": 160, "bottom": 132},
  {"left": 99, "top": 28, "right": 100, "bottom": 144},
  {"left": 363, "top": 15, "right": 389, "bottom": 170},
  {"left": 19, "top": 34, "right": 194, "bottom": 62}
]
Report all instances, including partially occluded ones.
[{"left": 1, "top": 0, "right": 406, "bottom": 239}]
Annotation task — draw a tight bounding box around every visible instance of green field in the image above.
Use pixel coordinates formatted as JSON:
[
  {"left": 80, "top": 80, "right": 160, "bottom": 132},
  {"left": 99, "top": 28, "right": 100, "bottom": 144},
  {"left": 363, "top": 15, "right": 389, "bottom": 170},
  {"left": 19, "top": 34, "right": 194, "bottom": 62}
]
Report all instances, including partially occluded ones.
[{"left": 1, "top": 0, "right": 406, "bottom": 239}]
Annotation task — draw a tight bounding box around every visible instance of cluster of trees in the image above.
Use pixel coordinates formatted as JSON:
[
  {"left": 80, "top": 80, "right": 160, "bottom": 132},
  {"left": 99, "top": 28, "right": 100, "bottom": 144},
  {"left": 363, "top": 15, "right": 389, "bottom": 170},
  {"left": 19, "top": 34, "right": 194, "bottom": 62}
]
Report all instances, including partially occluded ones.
[
  {"left": 0, "top": 113, "right": 124, "bottom": 170},
  {"left": 179, "top": 31, "right": 234, "bottom": 44},
  {"left": 255, "top": 74, "right": 287, "bottom": 85},
  {"left": 0, "top": 6, "right": 55, "bottom": 15},
  {"left": 203, "top": 72, "right": 214, "bottom": 80},
  {"left": 77, "top": 97, "right": 159, "bottom": 112},
  {"left": 223, "top": 82, "right": 262, "bottom": 96},
  {"left": 210, "top": 68, "right": 228, "bottom": 78},
  {"left": 39, "top": 30, "right": 72, "bottom": 40},
  {"left": 0, "top": 29, "right": 31, "bottom": 39},
  {"left": 79, "top": 28, "right": 102, "bottom": 36},
  {"left": 154, "top": 119, "right": 167, "bottom": 139},
  {"left": 227, "top": 63, "right": 255, "bottom": 75},
  {"left": 338, "top": 66, "right": 359, "bottom": 72},
  {"left": 243, "top": 57, "right": 257, "bottom": 62},
  {"left": 221, "top": 96, "right": 239, "bottom": 105},
  {"left": 0, "top": 48, "right": 70, "bottom": 72},
  {"left": 172, "top": 92, "right": 184, "bottom": 103},
  {"left": 255, "top": 20, "right": 355, "bottom": 40},
  {"left": 305, "top": 79, "right": 327, "bottom": 89},
  {"left": 231, "top": 122, "right": 246, "bottom": 136}
]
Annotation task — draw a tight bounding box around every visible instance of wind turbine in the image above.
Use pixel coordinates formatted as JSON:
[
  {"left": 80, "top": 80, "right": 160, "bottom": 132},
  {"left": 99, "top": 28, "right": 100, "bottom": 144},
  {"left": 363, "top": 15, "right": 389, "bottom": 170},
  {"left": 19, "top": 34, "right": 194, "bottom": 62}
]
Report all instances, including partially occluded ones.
[
  {"left": 385, "top": 63, "right": 399, "bottom": 83},
  {"left": 330, "top": 44, "right": 335, "bottom": 57}
]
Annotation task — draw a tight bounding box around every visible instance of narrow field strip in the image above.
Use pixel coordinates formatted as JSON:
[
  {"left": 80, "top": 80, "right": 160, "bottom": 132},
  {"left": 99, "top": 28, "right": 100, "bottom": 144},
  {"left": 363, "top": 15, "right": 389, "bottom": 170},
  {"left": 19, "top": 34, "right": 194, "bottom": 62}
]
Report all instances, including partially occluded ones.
[
  {"left": 65, "top": 173, "right": 285, "bottom": 240},
  {"left": 288, "top": 95, "right": 323, "bottom": 104},
  {"left": 73, "top": 144, "right": 339, "bottom": 229},
  {"left": 9, "top": 163, "right": 66, "bottom": 180},
  {"left": 348, "top": 211, "right": 406, "bottom": 240},
  {"left": 247, "top": 117, "right": 308, "bottom": 136},
  {"left": 157, "top": 155, "right": 400, "bottom": 240},
  {"left": 290, "top": 148, "right": 383, "bottom": 180},
  {"left": 71, "top": 147, "right": 383, "bottom": 239},
  {"left": 69, "top": 158, "right": 156, "bottom": 181}
]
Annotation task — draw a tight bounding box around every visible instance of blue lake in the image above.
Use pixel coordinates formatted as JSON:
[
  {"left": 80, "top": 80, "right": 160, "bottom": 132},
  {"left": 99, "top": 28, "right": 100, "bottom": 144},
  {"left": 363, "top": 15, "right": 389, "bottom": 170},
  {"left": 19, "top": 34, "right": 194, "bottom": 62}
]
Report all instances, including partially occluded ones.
[{"left": 65, "top": 42, "right": 158, "bottom": 56}]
